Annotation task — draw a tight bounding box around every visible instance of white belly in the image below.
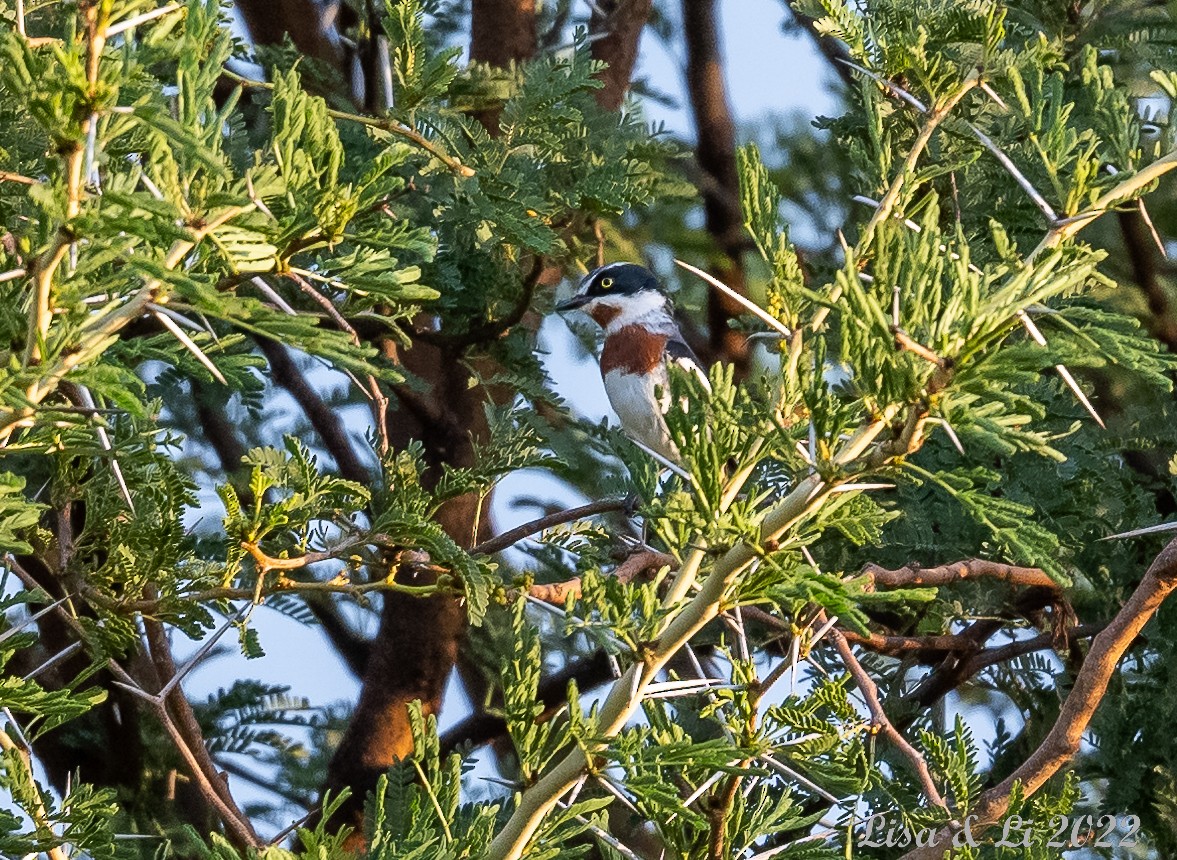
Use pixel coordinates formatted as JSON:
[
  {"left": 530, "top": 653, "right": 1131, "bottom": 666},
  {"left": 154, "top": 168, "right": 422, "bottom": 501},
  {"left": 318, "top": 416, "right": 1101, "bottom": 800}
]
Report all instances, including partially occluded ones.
[{"left": 603, "top": 368, "right": 679, "bottom": 462}]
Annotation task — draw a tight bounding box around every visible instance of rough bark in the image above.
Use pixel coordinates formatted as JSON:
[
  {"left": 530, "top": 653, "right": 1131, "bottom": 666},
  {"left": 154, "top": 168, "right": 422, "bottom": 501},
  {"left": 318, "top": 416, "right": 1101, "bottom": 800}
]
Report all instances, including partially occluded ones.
[
  {"left": 470, "top": 0, "right": 538, "bottom": 68},
  {"left": 319, "top": 333, "right": 491, "bottom": 844},
  {"left": 469, "top": 0, "right": 538, "bottom": 132},
  {"left": 898, "top": 537, "right": 1177, "bottom": 860},
  {"left": 235, "top": 0, "right": 347, "bottom": 70},
  {"left": 589, "top": 0, "right": 654, "bottom": 111},
  {"left": 682, "top": 0, "right": 750, "bottom": 370}
]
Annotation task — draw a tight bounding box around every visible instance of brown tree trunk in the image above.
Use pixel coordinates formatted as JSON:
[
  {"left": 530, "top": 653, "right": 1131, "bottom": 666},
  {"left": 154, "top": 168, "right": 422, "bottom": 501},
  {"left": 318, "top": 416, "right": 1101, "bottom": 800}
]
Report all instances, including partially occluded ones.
[
  {"left": 590, "top": 0, "right": 654, "bottom": 111},
  {"left": 470, "top": 0, "right": 538, "bottom": 132},
  {"left": 307, "top": 0, "right": 648, "bottom": 840},
  {"left": 318, "top": 4, "right": 544, "bottom": 841},
  {"left": 235, "top": 0, "right": 348, "bottom": 71},
  {"left": 470, "top": 0, "right": 538, "bottom": 67},
  {"left": 682, "top": 0, "right": 749, "bottom": 370},
  {"left": 319, "top": 334, "right": 491, "bottom": 844}
]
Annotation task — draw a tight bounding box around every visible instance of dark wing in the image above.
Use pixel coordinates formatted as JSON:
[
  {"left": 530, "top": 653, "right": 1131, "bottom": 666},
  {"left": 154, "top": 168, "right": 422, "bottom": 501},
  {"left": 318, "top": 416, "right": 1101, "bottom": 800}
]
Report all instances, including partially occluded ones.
[{"left": 665, "top": 336, "right": 711, "bottom": 393}]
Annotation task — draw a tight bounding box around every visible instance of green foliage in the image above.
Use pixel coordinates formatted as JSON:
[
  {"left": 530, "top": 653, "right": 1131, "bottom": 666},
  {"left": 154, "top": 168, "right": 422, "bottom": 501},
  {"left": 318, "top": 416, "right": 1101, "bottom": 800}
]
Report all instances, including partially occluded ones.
[
  {"left": 365, "top": 704, "right": 500, "bottom": 859},
  {"left": 0, "top": 0, "right": 1176, "bottom": 857}
]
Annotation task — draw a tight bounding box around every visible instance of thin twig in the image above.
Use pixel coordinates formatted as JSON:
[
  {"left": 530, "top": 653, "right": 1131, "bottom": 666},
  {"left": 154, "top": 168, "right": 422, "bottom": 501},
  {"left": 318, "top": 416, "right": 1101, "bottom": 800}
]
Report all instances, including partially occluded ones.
[
  {"left": 0, "top": 716, "right": 70, "bottom": 860},
  {"left": 0, "top": 170, "right": 38, "bottom": 185},
  {"left": 471, "top": 497, "right": 633, "bottom": 556},
  {"left": 824, "top": 616, "right": 948, "bottom": 811},
  {"left": 891, "top": 328, "right": 945, "bottom": 366},
  {"left": 524, "top": 550, "right": 676, "bottom": 605},
  {"left": 142, "top": 610, "right": 262, "bottom": 847},
  {"left": 4, "top": 563, "right": 259, "bottom": 849},
  {"left": 857, "top": 559, "right": 1058, "bottom": 592}
]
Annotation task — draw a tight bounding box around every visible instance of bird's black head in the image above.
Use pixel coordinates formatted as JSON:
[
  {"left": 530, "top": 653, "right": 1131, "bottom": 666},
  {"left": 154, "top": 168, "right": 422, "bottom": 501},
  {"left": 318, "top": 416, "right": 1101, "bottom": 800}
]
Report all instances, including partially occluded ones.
[{"left": 556, "top": 263, "right": 661, "bottom": 311}]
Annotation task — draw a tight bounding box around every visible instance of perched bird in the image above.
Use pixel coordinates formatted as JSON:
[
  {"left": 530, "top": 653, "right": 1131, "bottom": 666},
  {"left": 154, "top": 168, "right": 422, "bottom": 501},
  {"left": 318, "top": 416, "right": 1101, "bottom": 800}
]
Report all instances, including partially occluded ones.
[{"left": 556, "top": 262, "right": 709, "bottom": 464}]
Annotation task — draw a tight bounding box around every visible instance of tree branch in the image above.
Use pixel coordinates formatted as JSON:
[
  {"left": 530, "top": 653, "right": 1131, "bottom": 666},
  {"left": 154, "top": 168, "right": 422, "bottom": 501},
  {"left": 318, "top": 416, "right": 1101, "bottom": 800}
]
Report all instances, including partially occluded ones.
[
  {"left": 141, "top": 610, "right": 262, "bottom": 847},
  {"left": 471, "top": 496, "right": 633, "bottom": 557},
  {"left": 823, "top": 614, "right": 948, "bottom": 811},
  {"left": 898, "top": 537, "right": 1177, "bottom": 859},
  {"left": 6, "top": 564, "right": 259, "bottom": 849},
  {"left": 858, "top": 559, "right": 1059, "bottom": 593},
  {"left": 682, "top": 0, "right": 750, "bottom": 369},
  {"left": 254, "top": 337, "right": 372, "bottom": 485},
  {"left": 523, "top": 550, "right": 676, "bottom": 605},
  {"left": 785, "top": 8, "right": 857, "bottom": 89},
  {"left": 589, "top": 0, "right": 654, "bottom": 111},
  {"left": 440, "top": 651, "right": 615, "bottom": 754},
  {"left": 444, "top": 256, "right": 545, "bottom": 348}
]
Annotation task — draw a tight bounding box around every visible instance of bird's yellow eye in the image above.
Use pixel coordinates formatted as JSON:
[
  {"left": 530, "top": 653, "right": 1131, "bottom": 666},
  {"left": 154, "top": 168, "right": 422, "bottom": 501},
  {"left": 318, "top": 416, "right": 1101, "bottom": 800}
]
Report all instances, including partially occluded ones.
[{"left": 601, "top": 277, "right": 614, "bottom": 289}]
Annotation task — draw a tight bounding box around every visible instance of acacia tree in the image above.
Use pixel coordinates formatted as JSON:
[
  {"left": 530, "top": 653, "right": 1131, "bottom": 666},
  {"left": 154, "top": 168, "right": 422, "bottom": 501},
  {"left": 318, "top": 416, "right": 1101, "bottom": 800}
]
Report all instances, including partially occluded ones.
[{"left": 3, "top": 1, "right": 1177, "bottom": 859}]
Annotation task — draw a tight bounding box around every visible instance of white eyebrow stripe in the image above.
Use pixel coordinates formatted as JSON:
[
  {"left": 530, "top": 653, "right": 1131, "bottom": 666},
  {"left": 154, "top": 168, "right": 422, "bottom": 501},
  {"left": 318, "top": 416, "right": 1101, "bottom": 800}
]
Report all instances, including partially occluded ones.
[{"left": 585, "top": 262, "right": 628, "bottom": 282}]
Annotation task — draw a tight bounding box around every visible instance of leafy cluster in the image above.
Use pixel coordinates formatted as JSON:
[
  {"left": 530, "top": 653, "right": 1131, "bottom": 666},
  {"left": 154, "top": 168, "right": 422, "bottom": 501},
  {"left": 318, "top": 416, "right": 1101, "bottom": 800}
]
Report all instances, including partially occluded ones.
[{"left": 1, "top": 0, "right": 1176, "bottom": 858}]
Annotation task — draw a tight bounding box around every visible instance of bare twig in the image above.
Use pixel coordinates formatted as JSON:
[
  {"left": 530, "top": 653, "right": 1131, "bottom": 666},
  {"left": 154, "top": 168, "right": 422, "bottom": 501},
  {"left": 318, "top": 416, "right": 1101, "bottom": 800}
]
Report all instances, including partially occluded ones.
[
  {"left": 254, "top": 337, "right": 372, "bottom": 484},
  {"left": 891, "top": 328, "right": 945, "bottom": 366},
  {"left": 4, "top": 564, "right": 260, "bottom": 849},
  {"left": 142, "top": 611, "right": 262, "bottom": 848},
  {"left": 524, "top": 550, "right": 677, "bottom": 605},
  {"left": 471, "top": 497, "right": 633, "bottom": 557},
  {"left": 0, "top": 716, "right": 70, "bottom": 860},
  {"left": 857, "top": 559, "right": 1058, "bottom": 593},
  {"left": 0, "top": 170, "right": 39, "bottom": 185},
  {"left": 823, "top": 615, "right": 948, "bottom": 810}
]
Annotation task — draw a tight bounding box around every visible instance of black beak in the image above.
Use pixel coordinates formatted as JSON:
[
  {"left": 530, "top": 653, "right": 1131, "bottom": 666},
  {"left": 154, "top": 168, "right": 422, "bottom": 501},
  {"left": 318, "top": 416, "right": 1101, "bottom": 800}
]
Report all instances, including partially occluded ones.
[{"left": 556, "top": 294, "right": 591, "bottom": 312}]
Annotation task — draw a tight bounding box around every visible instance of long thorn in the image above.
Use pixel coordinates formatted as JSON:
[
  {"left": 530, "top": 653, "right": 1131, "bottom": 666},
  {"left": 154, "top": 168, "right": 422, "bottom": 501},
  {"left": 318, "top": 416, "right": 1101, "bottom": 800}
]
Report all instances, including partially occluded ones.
[
  {"left": 965, "top": 122, "right": 1057, "bottom": 222},
  {"left": 157, "top": 605, "right": 249, "bottom": 700},
  {"left": 675, "top": 259, "right": 793, "bottom": 339},
  {"left": 151, "top": 309, "right": 227, "bottom": 385},
  {"left": 835, "top": 58, "right": 928, "bottom": 112},
  {"left": 77, "top": 385, "right": 134, "bottom": 511},
  {"left": 1101, "top": 520, "right": 1177, "bottom": 541}
]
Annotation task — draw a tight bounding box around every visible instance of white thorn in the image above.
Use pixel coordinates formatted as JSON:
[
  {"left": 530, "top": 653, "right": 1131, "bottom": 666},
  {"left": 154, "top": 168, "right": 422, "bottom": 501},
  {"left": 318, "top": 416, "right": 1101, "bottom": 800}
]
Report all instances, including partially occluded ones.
[
  {"left": 1101, "top": 521, "right": 1177, "bottom": 541},
  {"left": 675, "top": 259, "right": 793, "bottom": 339},
  {"left": 151, "top": 308, "right": 228, "bottom": 385}
]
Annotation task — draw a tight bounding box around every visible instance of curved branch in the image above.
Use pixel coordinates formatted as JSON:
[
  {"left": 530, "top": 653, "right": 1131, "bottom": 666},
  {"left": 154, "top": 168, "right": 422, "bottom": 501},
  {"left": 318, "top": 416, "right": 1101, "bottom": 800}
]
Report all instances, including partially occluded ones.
[
  {"left": 858, "top": 559, "right": 1058, "bottom": 592},
  {"left": 524, "top": 550, "right": 676, "bottom": 605},
  {"left": 823, "top": 615, "right": 947, "bottom": 811},
  {"left": 255, "top": 337, "right": 372, "bottom": 484},
  {"left": 440, "top": 651, "right": 615, "bottom": 755},
  {"left": 898, "top": 537, "right": 1177, "bottom": 859},
  {"left": 142, "top": 614, "right": 257, "bottom": 833},
  {"left": 470, "top": 496, "right": 633, "bottom": 557}
]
